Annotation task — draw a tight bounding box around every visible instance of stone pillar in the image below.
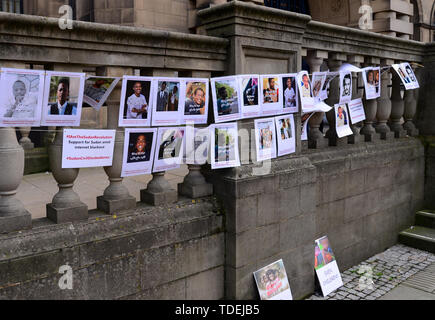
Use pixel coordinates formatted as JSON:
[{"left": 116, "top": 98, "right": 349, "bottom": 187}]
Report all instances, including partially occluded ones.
[
  {"left": 97, "top": 67, "right": 136, "bottom": 214},
  {"left": 390, "top": 70, "right": 407, "bottom": 138},
  {"left": 347, "top": 55, "right": 364, "bottom": 144},
  {"left": 46, "top": 127, "right": 88, "bottom": 224},
  {"left": 361, "top": 57, "right": 381, "bottom": 142},
  {"left": 306, "top": 50, "right": 328, "bottom": 149},
  {"left": 403, "top": 65, "right": 419, "bottom": 137},
  {"left": 178, "top": 71, "right": 213, "bottom": 199},
  {"left": 325, "top": 53, "right": 347, "bottom": 147},
  {"left": 376, "top": 59, "right": 395, "bottom": 140},
  {"left": 0, "top": 128, "right": 32, "bottom": 233},
  {"left": 18, "top": 127, "right": 34, "bottom": 150},
  {"left": 141, "top": 69, "right": 179, "bottom": 206}
]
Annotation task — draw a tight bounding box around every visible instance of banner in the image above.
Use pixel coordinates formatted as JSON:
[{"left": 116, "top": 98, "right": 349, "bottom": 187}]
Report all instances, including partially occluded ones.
[
  {"left": 253, "top": 260, "right": 293, "bottom": 300},
  {"left": 62, "top": 129, "right": 116, "bottom": 169},
  {"left": 315, "top": 236, "right": 343, "bottom": 297}
]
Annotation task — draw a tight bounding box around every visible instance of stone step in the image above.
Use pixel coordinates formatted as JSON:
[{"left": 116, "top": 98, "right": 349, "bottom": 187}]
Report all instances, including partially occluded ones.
[
  {"left": 416, "top": 211, "right": 435, "bottom": 229},
  {"left": 399, "top": 226, "right": 435, "bottom": 254}
]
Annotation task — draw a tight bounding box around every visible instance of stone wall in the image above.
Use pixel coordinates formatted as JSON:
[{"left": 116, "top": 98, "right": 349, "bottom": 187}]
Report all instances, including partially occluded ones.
[{"left": 0, "top": 198, "right": 225, "bottom": 300}]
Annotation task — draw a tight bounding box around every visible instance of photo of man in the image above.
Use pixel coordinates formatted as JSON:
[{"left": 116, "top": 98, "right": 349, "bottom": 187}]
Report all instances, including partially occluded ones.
[
  {"left": 185, "top": 82, "right": 206, "bottom": 115},
  {"left": 242, "top": 77, "right": 259, "bottom": 107},
  {"left": 366, "top": 70, "right": 375, "bottom": 87},
  {"left": 48, "top": 77, "right": 78, "bottom": 116},
  {"left": 127, "top": 132, "right": 153, "bottom": 163},
  {"left": 216, "top": 80, "right": 239, "bottom": 116},
  {"left": 156, "top": 81, "right": 180, "bottom": 112},
  {"left": 283, "top": 77, "right": 296, "bottom": 109},
  {"left": 124, "top": 81, "right": 149, "bottom": 120},
  {"left": 341, "top": 73, "right": 351, "bottom": 98},
  {"left": 405, "top": 64, "right": 417, "bottom": 83},
  {"left": 2, "top": 78, "right": 38, "bottom": 119},
  {"left": 263, "top": 77, "right": 279, "bottom": 104},
  {"left": 300, "top": 74, "right": 312, "bottom": 98},
  {"left": 336, "top": 105, "right": 348, "bottom": 127},
  {"left": 398, "top": 67, "right": 411, "bottom": 84},
  {"left": 156, "top": 81, "right": 169, "bottom": 111}
]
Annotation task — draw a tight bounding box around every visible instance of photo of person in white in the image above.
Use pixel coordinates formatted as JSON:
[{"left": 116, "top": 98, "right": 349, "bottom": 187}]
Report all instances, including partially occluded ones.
[
  {"left": 283, "top": 77, "right": 296, "bottom": 109},
  {"left": 336, "top": 106, "right": 348, "bottom": 127},
  {"left": 126, "top": 82, "right": 148, "bottom": 119},
  {"left": 3, "top": 79, "right": 37, "bottom": 119},
  {"left": 300, "top": 74, "right": 312, "bottom": 98}
]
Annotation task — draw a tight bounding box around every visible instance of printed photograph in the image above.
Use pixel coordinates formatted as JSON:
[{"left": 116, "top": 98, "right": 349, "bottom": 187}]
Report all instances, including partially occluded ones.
[
  {"left": 47, "top": 76, "right": 81, "bottom": 116},
  {"left": 282, "top": 76, "right": 297, "bottom": 109},
  {"left": 340, "top": 72, "right": 352, "bottom": 101},
  {"left": 336, "top": 104, "right": 349, "bottom": 128},
  {"left": 214, "top": 127, "right": 237, "bottom": 163},
  {"left": 278, "top": 118, "right": 293, "bottom": 141},
  {"left": 257, "top": 121, "right": 274, "bottom": 151},
  {"left": 0, "top": 69, "right": 44, "bottom": 121},
  {"left": 84, "top": 77, "right": 119, "bottom": 110},
  {"left": 122, "top": 80, "right": 151, "bottom": 120},
  {"left": 158, "top": 129, "right": 185, "bottom": 160},
  {"left": 242, "top": 77, "right": 259, "bottom": 107},
  {"left": 184, "top": 81, "right": 207, "bottom": 116},
  {"left": 315, "top": 236, "right": 336, "bottom": 270},
  {"left": 156, "top": 81, "right": 180, "bottom": 112},
  {"left": 127, "top": 132, "right": 154, "bottom": 164},
  {"left": 215, "top": 79, "right": 239, "bottom": 116},
  {"left": 312, "top": 74, "right": 324, "bottom": 98},
  {"left": 253, "top": 260, "right": 292, "bottom": 301},
  {"left": 299, "top": 73, "right": 313, "bottom": 98},
  {"left": 262, "top": 77, "right": 279, "bottom": 104}
]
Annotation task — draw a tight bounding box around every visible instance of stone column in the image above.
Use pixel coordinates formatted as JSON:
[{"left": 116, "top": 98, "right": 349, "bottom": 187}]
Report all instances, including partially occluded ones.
[
  {"left": 141, "top": 69, "right": 179, "bottom": 206},
  {"left": 178, "top": 71, "right": 213, "bottom": 199},
  {"left": 306, "top": 50, "right": 328, "bottom": 149},
  {"left": 347, "top": 55, "right": 364, "bottom": 144},
  {"left": 403, "top": 65, "right": 419, "bottom": 137},
  {"left": 18, "top": 127, "right": 34, "bottom": 150},
  {"left": 390, "top": 68, "right": 407, "bottom": 138},
  {"left": 361, "top": 57, "right": 381, "bottom": 142},
  {"left": 97, "top": 67, "right": 136, "bottom": 214},
  {"left": 46, "top": 127, "right": 88, "bottom": 224},
  {"left": 325, "top": 53, "right": 347, "bottom": 147},
  {"left": 0, "top": 128, "right": 32, "bottom": 233},
  {"left": 376, "top": 59, "right": 395, "bottom": 140}
]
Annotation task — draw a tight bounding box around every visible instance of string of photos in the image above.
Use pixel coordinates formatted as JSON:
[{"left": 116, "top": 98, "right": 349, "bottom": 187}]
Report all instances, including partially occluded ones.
[{"left": 0, "top": 62, "right": 420, "bottom": 173}]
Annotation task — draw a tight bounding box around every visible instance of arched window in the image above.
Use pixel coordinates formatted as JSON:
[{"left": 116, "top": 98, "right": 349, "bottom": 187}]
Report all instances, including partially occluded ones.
[
  {"left": 264, "top": 0, "right": 310, "bottom": 15},
  {"left": 410, "top": 0, "right": 420, "bottom": 41}
]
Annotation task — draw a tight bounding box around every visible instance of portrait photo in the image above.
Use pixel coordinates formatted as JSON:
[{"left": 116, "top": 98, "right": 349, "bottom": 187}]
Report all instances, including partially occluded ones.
[
  {"left": 281, "top": 74, "right": 298, "bottom": 114},
  {"left": 182, "top": 79, "right": 209, "bottom": 125},
  {"left": 339, "top": 71, "right": 352, "bottom": 104},
  {"left": 121, "top": 128, "right": 157, "bottom": 177},
  {"left": 253, "top": 260, "right": 292, "bottom": 301},
  {"left": 0, "top": 68, "right": 45, "bottom": 127},
  {"left": 403, "top": 63, "right": 419, "bottom": 89},
  {"left": 83, "top": 76, "right": 120, "bottom": 111},
  {"left": 211, "top": 76, "right": 241, "bottom": 123},
  {"left": 118, "top": 76, "right": 153, "bottom": 127},
  {"left": 210, "top": 123, "right": 240, "bottom": 169},
  {"left": 254, "top": 118, "right": 277, "bottom": 162},
  {"left": 260, "top": 75, "right": 282, "bottom": 116},
  {"left": 275, "top": 114, "right": 296, "bottom": 157},
  {"left": 242, "top": 76, "right": 259, "bottom": 107},
  {"left": 41, "top": 71, "right": 85, "bottom": 127},
  {"left": 363, "top": 67, "right": 381, "bottom": 100},
  {"left": 335, "top": 103, "right": 353, "bottom": 138},
  {"left": 299, "top": 72, "right": 313, "bottom": 98},
  {"left": 315, "top": 236, "right": 336, "bottom": 270},
  {"left": 262, "top": 77, "right": 279, "bottom": 104}
]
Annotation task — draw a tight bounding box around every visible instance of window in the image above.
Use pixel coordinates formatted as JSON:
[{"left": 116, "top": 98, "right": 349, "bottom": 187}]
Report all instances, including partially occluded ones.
[
  {"left": 264, "top": 0, "right": 310, "bottom": 15},
  {"left": 0, "top": 0, "right": 22, "bottom": 13}
]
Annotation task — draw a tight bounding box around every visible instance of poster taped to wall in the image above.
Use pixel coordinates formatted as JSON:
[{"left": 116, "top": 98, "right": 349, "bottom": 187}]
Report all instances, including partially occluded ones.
[
  {"left": 253, "top": 260, "right": 293, "bottom": 300},
  {"left": 254, "top": 117, "right": 277, "bottom": 162},
  {"left": 335, "top": 104, "right": 353, "bottom": 138},
  {"left": 84, "top": 76, "right": 120, "bottom": 111},
  {"left": 280, "top": 73, "right": 298, "bottom": 114},
  {"left": 210, "top": 122, "right": 240, "bottom": 169},
  {"left": 362, "top": 67, "right": 381, "bottom": 100},
  {"left": 153, "top": 127, "right": 186, "bottom": 173},
  {"left": 0, "top": 68, "right": 45, "bottom": 127},
  {"left": 260, "top": 75, "right": 282, "bottom": 116},
  {"left": 211, "top": 76, "right": 241, "bottom": 123},
  {"left": 275, "top": 114, "right": 296, "bottom": 157},
  {"left": 238, "top": 75, "right": 261, "bottom": 119},
  {"left": 315, "top": 236, "right": 343, "bottom": 297},
  {"left": 152, "top": 78, "right": 183, "bottom": 126},
  {"left": 181, "top": 78, "right": 209, "bottom": 125}
]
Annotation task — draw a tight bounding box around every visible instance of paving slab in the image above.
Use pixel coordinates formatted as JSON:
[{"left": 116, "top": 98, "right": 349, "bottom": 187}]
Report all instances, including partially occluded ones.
[{"left": 380, "top": 285, "right": 435, "bottom": 300}]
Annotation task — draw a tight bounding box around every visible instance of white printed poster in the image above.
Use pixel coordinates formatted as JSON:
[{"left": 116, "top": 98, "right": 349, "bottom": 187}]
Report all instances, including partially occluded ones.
[
  {"left": 152, "top": 78, "right": 183, "bottom": 126},
  {"left": 62, "top": 129, "right": 116, "bottom": 169},
  {"left": 319, "top": 72, "right": 338, "bottom": 101},
  {"left": 393, "top": 63, "right": 419, "bottom": 90},
  {"left": 41, "top": 71, "right": 86, "bottom": 127},
  {"left": 315, "top": 236, "right": 343, "bottom": 297},
  {"left": 335, "top": 104, "right": 353, "bottom": 138},
  {"left": 238, "top": 75, "right": 261, "bottom": 119},
  {"left": 280, "top": 73, "right": 298, "bottom": 114},
  {"left": 347, "top": 98, "right": 366, "bottom": 124},
  {"left": 362, "top": 67, "right": 381, "bottom": 100},
  {"left": 121, "top": 128, "right": 157, "bottom": 177},
  {"left": 118, "top": 76, "right": 153, "bottom": 127},
  {"left": 254, "top": 117, "right": 277, "bottom": 162},
  {"left": 211, "top": 76, "right": 241, "bottom": 123},
  {"left": 181, "top": 78, "right": 209, "bottom": 125},
  {"left": 253, "top": 260, "right": 293, "bottom": 301},
  {"left": 153, "top": 127, "right": 186, "bottom": 173},
  {"left": 311, "top": 72, "right": 327, "bottom": 103},
  {"left": 297, "top": 71, "right": 316, "bottom": 113},
  {"left": 210, "top": 122, "right": 240, "bottom": 170},
  {"left": 83, "top": 76, "right": 120, "bottom": 111},
  {"left": 339, "top": 71, "right": 352, "bottom": 104},
  {"left": 260, "top": 75, "right": 282, "bottom": 116},
  {"left": 275, "top": 114, "right": 296, "bottom": 157},
  {"left": 0, "top": 68, "right": 45, "bottom": 127},
  {"left": 184, "top": 126, "right": 210, "bottom": 165},
  {"left": 301, "top": 112, "right": 315, "bottom": 141},
  {"left": 402, "top": 63, "right": 419, "bottom": 89}
]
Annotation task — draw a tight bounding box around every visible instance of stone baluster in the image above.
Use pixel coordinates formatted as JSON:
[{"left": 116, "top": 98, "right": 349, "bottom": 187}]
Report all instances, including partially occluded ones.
[
  {"left": 403, "top": 65, "right": 419, "bottom": 136},
  {"left": 178, "top": 71, "right": 213, "bottom": 199},
  {"left": 46, "top": 127, "right": 88, "bottom": 223},
  {"left": 348, "top": 55, "right": 364, "bottom": 144},
  {"left": 97, "top": 67, "right": 136, "bottom": 214},
  {"left": 361, "top": 57, "right": 381, "bottom": 142},
  {"left": 390, "top": 69, "right": 407, "bottom": 138},
  {"left": 325, "top": 53, "right": 347, "bottom": 147},
  {"left": 306, "top": 50, "right": 328, "bottom": 149},
  {"left": 18, "top": 127, "right": 34, "bottom": 150},
  {"left": 141, "top": 69, "right": 179, "bottom": 206},
  {"left": 0, "top": 128, "right": 32, "bottom": 233},
  {"left": 376, "top": 59, "right": 395, "bottom": 140}
]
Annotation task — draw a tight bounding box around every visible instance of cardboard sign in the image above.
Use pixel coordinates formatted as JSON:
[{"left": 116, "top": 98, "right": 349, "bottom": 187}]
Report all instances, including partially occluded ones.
[
  {"left": 254, "top": 260, "right": 293, "bottom": 300},
  {"left": 315, "top": 236, "right": 343, "bottom": 297},
  {"left": 62, "top": 129, "right": 116, "bottom": 169}
]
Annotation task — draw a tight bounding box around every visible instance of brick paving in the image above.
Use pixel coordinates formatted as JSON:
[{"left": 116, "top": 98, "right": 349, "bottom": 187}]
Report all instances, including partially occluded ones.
[{"left": 307, "top": 244, "right": 435, "bottom": 300}]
